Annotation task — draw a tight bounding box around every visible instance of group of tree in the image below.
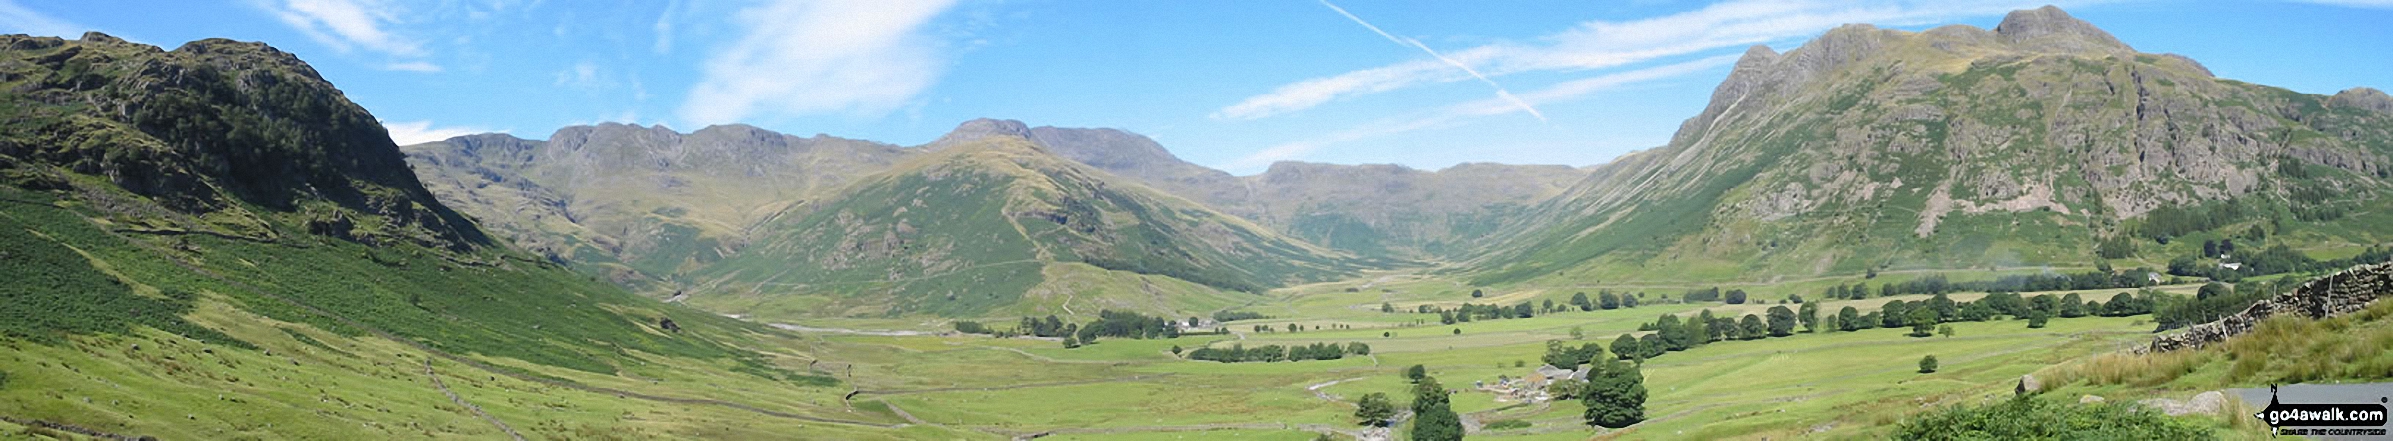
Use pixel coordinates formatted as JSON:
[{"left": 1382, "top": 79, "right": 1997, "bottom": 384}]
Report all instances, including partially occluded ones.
[
  {"left": 1424, "top": 302, "right": 1538, "bottom": 324},
  {"left": 1824, "top": 290, "right": 2159, "bottom": 335},
  {"left": 2152, "top": 282, "right": 2275, "bottom": 331},
  {"left": 1211, "top": 310, "right": 1269, "bottom": 322},
  {"left": 1541, "top": 340, "right": 1607, "bottom": 369},
  {"left": 1567, "top": 290, "right": 1643, "bottom": 311},
  {"left": 1817, "top": 271, "right": 2162, "bottom": 301},
  {"left": 1185, "top": 342, "right": 1369, "bottom": 363},
  {"left": 1005, "top": 310, "right": 1189, "bottom": 348},
  {"left": 2168, "top": 242, "right": 2391, "bottom": 283},
  {"left": 1619, "top": 305, "right": 1809, "bottom": 360}
]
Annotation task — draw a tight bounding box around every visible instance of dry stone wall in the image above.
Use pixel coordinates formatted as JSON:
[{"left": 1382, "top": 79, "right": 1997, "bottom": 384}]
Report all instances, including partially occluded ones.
[{"left": 2141, "top": 261, "right": 2393, "bottom": 353}]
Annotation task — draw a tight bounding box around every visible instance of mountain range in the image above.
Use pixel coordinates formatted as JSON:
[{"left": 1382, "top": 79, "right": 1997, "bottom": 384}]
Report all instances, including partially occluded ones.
[
  {"left": 402, "top": 7, "right": 2393, "bottom": 321},
  {"left": 406, "top": 118, "right": 1589, "bottom": 319}
]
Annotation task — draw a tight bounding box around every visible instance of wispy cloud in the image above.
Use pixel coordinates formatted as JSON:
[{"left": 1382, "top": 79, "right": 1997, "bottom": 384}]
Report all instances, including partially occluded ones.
[
  {"left": 1229, "top": 56, "right": 1735, "bottom": 169},
  {"left": 258, "top": 0, "right": 425, "bottom": 56},
  {"left": 677, "top": 0, "right": 957, "bottom": 126},
  {"left": 1315, "top": 0, "right": 1545, "bottom": 121},
  {"left": 1222, "top": 0, "right": 2076, "bottom": 120},
  {"left": 256, "top": 0, "right": 445, "bottom": 72},
  {"left": 382, "top": 120, "right": 496, "bottom": 145},
  {"left": 554, "top": 60, "right": 611, "bottom": 89},
  {"left": 0, "top": 0, "right": 86, "bottom": 38}
]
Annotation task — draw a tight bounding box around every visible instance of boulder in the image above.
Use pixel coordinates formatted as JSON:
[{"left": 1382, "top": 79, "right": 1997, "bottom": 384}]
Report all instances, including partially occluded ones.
[
  {"left": 2015, "top": 374, "right": 2042, "bottom": 396},
  {"left": 2135, "top": 390, "right": 2225, "bottom": 416},
  {"left": 2079, "top": 395, "right": 2105, "bottom": 404}
]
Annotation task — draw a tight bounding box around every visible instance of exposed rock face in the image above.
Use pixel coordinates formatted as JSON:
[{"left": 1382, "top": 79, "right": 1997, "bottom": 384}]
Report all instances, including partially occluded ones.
[{"left": 2143, "top": 260, "right": 2393, "bottom": 353}]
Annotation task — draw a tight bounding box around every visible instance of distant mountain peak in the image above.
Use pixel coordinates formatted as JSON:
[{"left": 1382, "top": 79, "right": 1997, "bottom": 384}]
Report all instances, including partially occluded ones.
[
  {"left": 927, "top": 118, "right": 1033, "bottom": 149},
  {"left": 1993, "top": 5, "right": 2129, "bottom": 52}
]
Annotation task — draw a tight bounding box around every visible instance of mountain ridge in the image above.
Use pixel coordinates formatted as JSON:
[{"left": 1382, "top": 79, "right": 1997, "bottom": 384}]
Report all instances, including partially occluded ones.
[{"left": 1470, "top": 5, "right": 2393, "bottom": 285}]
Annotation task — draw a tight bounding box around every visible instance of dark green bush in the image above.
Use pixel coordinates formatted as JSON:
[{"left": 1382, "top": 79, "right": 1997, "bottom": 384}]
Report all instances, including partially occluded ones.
[{"left": 1893, "top": 397, "right": 2214, "bottom": 440}]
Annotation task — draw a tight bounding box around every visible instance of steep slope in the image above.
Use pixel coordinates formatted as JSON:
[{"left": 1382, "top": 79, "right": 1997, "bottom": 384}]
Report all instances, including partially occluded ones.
[
  {"left": 1, "top": 33, "right": 867, "bottom": 438},
  {"left": 1474, "top": 6, "right": 2393, "bottom": 285},
  {"left": 404, "top": 124, "right": 913, "bottom": 288},
  {"left": 690, "top": 136, "right": 1370, "bottom": 319},
  {"left": 932, "top": 118, "right": 1591, "bottom": 260}
]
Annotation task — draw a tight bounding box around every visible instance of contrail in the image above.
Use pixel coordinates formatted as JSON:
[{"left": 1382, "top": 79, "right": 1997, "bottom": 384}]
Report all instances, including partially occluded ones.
[{"left": 1317, "top": 0, "right": 1545, "bottom": 122}]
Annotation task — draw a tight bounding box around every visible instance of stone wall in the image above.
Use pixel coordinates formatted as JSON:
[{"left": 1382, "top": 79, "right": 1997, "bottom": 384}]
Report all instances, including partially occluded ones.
[{"left": 2141, "top": 260, "right": 2393, "bottom": 353}]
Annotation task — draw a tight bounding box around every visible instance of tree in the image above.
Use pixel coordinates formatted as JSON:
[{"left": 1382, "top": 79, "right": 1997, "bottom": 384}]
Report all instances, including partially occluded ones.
[
  {"left": 1347, "top": 342, "right": 1372, "bottom": 356},
  {"left": 1882, "top": 300, "right": 1911, "bottom": 329},
  {"left": 1725, "top": 289, "right": 1748, "bottom": 304},
  {"left": 1611, "top": 334, "right": 1641, "bottom": 360},
  {"left": 1171, "top": 345, "right": 1184, "bottom": 355},
  {"left": 1938, "top": 324, "right": 1956, "bottom": 338},
  {"left": 1404, "top": 364, "right": 1428, "bottom": 383},
  {"left": 1582, "top": 358, "right": 1647, "bottom": 428},
  {"left": 1355, "top": 392, "right": 1396, "bottom": 427},
  {"left": 1621, "top": 294, "right": 1639, "bottom": 308},
  {"left": 1572, "top": 291, "right": 1594, "bottom": 311},
  {"left": 1452, "top": 328, "right": 1462, "bottom": 335},
  {"left": 1546, "top": 378, "right": 1586, "bottom": 400},
  {"left": 1907, "top": 307, "right": 1937, "bottom": 337},
  {"left": 1515, "top": 302, "right": 1535, "bottom": 318},
  {"left": 1738, "top": 315, "right": 1766, "bottom": 340},
  {"left": 1837, "top": 306, "right": 1862, "bottom": 332},
  {"left": 1918, "top": 355, "right": 1938, "bottom": 373},
  {"left": 1381, "top": 302, "right": 1395, "bottom": 313},
  {"left": 1411, "top": 377, "right": 1463, "bottom": 441},
  {"left": 2058, "top": 293, "right": 2087, "bottom": 318},
  {"left": 1542, "top": 299, "right": 1557, "bottom": 313},
  {"left": 1798, "top": 302, "right": 1820, "bottom": 333},
  {"left": 2026, "top": 310, "right": 2050, "bottom": 329},
  {"left": 1471, "top": 289, "right": 1484, "bottom": 298},
  {"left": 1062, "top": 336, "right": 1079, "bottom": 348},
  {"left": 1766, "top": 305, "right": 1796, "bottom": 337},
  {"left": 1599, "top": 292, "right": 1621, "bottom": 310},
  {"left": 1569, "top": 325, "right": 1586, "bottom": 340},
  {"left": 2197, "top": 282, "right": 2232, "bottom": 300}
]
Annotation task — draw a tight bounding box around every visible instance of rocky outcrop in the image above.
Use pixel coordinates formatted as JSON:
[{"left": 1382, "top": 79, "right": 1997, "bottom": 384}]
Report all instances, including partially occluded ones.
[
  {"left": 2142, "top": 260, "right": 2393, "bottom": 353},
  {"left": 2331, "top": 87, "right": 2393, "bottom": 114},
  {"left": 1992, "top": 5, "right": 2131, "bottom": 53}
]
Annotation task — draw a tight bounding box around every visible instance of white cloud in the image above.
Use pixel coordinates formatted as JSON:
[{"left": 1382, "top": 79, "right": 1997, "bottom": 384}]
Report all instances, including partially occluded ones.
[
  {"left": 1229, "top": 56, "right": 1736, "bottom": 169},
  {"left": 257, "top": 0, "right": 426, "bottom": 57},
  {"left": 677, "top": 0, "right": 957, "bottom": 126},
  {"left": 1222, "top": 0, "right": 2078, "bottom": 120},
  {"left": 0, "top": 0, "right": 85, "bottom": 37},
  {"left": 383, "top": 61, "right": 442, "bottom": 72},
  {"left": 382, "top": 120, "right": 496, "bottom": 145}
]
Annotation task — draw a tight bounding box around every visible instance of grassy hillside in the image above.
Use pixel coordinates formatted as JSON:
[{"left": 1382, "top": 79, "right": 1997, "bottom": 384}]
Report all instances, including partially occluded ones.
[
  {"left": 0, "top": 33, "right": 922, "bottom": 439},
  {"left": 692, "top": 137, "right": 1372, "bottom": 320},
  {"left": 1472, "top": 8, "right": 2393, "bottom": 288}
]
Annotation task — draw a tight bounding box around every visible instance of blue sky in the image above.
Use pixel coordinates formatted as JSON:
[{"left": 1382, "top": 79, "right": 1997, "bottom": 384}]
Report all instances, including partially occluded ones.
[{"left": 5, "top": 1, "right": 2389, "bottom": 174}]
